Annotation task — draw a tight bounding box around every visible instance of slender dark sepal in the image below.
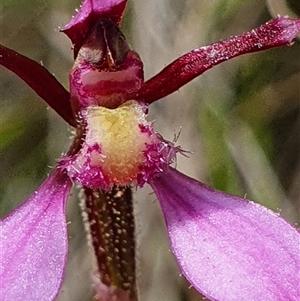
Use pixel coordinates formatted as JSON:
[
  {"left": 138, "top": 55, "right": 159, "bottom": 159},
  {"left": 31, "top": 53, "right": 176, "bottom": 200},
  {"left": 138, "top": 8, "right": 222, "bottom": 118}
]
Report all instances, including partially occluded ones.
[
  {"left": 133, "top": 17, "right": 300, "bottom": 104},
  {"left": 0, "top": 44, "right": 75, "bottom": 126}
]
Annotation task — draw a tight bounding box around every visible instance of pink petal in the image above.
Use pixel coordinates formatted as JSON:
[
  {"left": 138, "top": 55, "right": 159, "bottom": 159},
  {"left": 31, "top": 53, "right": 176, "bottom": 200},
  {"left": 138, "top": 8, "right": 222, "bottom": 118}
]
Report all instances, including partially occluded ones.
[
  {"left": 134, "top": 17, "right": 300, "bottom": 104},
  {"left": 0, "top": 169, "right": 72, "bottom": 301},
  {"left": 62, "top": 0, "right": 128, "bottom": 57},
  {"left": 0, "top": 45, "right": 75, "bottom": 127},
  {"left": 150, "top": 168, "right": 300, "bottom": 301}
]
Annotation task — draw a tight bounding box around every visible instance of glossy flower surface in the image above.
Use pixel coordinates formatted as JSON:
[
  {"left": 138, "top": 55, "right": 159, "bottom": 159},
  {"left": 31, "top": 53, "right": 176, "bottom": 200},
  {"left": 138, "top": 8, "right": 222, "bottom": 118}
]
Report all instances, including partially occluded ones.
[{"left": 1, "top": 0, "right": 300, "bottom": 300}]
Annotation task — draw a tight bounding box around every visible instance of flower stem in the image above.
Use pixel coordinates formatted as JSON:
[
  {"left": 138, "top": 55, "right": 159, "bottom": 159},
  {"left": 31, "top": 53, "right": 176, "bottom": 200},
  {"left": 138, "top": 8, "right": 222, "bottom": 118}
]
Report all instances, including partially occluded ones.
[{"left": 84, "top": 186, "right": 137, "bottom": 301}]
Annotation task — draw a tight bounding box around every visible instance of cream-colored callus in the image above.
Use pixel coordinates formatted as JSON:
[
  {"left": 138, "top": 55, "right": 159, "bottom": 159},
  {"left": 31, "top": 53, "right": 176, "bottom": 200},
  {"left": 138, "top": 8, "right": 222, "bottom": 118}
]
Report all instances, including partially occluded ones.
[{"left": 84, "top": 100, "right": 154, "bottom": 184}]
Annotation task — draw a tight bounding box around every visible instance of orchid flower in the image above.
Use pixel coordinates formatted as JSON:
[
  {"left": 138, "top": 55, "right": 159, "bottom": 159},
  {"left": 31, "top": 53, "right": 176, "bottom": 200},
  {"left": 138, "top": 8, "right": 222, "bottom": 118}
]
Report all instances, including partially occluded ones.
[{"left": 1, "top": 0, "right": 300, "bottom": 301}]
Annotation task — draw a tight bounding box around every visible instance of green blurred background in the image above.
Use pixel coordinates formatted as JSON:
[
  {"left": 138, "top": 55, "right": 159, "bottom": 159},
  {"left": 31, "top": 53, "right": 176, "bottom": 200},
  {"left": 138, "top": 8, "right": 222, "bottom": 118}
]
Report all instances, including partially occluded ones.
[{"left": 1, "top": 0, "right": 299, "bottom": 300}]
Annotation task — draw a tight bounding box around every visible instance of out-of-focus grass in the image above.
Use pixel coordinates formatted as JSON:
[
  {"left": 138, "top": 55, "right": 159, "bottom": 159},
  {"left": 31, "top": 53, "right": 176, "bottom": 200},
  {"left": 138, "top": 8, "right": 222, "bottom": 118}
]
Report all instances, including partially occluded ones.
[{"left": 1, "top": 0, "right": 299, "bottom": 300}]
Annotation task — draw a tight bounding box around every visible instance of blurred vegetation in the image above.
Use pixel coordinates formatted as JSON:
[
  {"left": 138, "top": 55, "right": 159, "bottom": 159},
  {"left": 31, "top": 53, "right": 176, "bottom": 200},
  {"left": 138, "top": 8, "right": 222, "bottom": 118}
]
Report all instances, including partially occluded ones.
[{"left": 1, "top": 0, "right": 299, "bottom": 300}]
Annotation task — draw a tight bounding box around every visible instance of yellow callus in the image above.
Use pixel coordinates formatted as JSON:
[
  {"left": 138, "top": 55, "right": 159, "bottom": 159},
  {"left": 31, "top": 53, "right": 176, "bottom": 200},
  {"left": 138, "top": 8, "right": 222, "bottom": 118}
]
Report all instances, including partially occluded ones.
[{"left": 84, "top": 100, "right": 154, "bottom": 185}]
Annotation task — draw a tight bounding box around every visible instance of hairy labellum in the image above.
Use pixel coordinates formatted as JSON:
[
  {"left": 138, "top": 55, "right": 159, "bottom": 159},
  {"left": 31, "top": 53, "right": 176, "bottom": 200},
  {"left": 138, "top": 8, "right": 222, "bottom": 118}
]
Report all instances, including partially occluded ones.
[
  {"left": 62, "top": 100, "right": 178, "bottom": 189},
  {"left": 1, "top": 0, "right": 299, "bottom": 300}
]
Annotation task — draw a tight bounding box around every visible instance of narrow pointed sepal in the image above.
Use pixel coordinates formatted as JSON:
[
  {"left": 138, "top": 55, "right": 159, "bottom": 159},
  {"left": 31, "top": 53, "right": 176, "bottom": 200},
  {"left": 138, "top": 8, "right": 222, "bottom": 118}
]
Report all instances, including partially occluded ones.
[
  {"left": 0, "top": 44, "right": 75, "bottom": 126},
  {"left": 150, "top": 168, "right": 300, "bottom": 301},
  {"left": 136, "top": 17, "right": 300, "bottom": 104},
  {"left": 62, "top": 0, "right": 129, "bottom": 57},
  {"left": 0, "top": 169, "right": 72, "bottom": 301}
]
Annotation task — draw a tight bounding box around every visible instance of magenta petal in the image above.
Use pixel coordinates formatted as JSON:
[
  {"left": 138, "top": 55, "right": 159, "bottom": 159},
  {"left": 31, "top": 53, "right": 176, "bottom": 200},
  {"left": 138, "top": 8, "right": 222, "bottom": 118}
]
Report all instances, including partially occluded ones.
[
  {"left": 150, "top": 168, "right": 300, "bottom": 301},
  {"left": 62, "top": 0, "right": 128, "bottom": 57},
  {"left": 0, "top": 170, "right": 72, "bottom": 301}
]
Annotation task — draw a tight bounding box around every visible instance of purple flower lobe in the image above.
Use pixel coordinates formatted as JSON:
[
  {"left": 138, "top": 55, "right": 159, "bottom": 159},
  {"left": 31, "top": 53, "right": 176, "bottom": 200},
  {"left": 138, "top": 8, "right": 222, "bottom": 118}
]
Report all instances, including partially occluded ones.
[
  {"left": 0, "top": 170, "right": 72, "bottom": 301},
  {"left": 150, "top": 168, "right": 300, "bottom": 301}
]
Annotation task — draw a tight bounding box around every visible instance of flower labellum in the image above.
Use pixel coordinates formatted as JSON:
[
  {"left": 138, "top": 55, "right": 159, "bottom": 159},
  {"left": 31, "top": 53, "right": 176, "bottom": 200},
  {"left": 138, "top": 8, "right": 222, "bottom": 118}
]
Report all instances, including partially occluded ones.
[
  {"left": 1, "top": 0, "right": 300, "bottom": 300},
  {"left": 62, "top": 100, "right": 178, "bottom": 189}
]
